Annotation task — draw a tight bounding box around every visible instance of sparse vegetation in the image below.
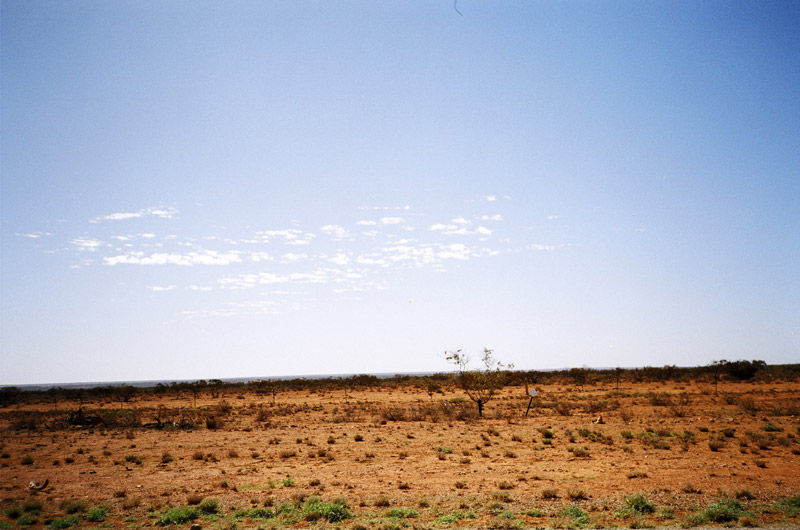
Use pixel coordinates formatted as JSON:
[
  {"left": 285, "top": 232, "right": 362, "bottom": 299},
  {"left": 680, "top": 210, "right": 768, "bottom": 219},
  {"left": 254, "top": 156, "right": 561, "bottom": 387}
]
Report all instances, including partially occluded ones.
[{"left": 1, "top": 363, "right": 799, "bottom": 529}]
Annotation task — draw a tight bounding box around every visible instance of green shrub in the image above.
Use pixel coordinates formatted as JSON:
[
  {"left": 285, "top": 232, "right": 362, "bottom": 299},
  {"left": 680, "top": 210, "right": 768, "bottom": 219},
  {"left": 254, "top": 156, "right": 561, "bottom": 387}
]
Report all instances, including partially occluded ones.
[
  {"left": 16, "top": 513, "right": 37, "bottom": 526},
  {"left": 618, "top": 493, "right": 655, "bottom": 517},
  {"left": 21, "top": 455, "right": 34, "bottom": 465},
  {"left": 561, "top": 505, "right": 590, "bottom": 526},
  {"left": 775, "top": 495, "right": 800, "bottom": 516},
  {"left": 47, "top": 516, "right": 80, "bottom": 529},
  {"left": 249, "top": 507, "right": 274, "bottom": 519},
  {"left": 387, "top": 507, "right": 418, "bottom": 518},
  {"left": 198, "top": 498, "right": 219, "bottom": 514},
  {"left": 301, "top": 497, "right": 351, "bottom": 523},
  {"left": 697, "top": 497, "right": 746, "bottom": 523},
  {"left": 157, "top": 506, "right": 198, "bottom": 525},
  {"left": 85, "top": 505, "right": 108, "bottom": 522}
]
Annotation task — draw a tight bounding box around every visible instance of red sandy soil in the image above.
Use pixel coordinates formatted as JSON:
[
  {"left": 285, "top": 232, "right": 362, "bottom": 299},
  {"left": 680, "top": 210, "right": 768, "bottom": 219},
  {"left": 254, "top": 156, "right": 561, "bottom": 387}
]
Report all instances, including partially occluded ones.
[{"left": 1, "top": 378, "right": 799, "bottom": 528}]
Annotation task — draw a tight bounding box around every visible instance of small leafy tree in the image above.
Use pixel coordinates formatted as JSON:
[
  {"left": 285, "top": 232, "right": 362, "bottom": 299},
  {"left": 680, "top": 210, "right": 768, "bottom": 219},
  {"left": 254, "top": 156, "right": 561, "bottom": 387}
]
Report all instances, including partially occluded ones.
[{"left": 445, "top": 348, "right": 512, "bottom": 417}]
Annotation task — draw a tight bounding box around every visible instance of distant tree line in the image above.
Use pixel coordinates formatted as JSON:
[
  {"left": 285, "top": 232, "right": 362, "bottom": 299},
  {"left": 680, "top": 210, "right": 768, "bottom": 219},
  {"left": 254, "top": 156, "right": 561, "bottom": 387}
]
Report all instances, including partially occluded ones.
[{"left": 1, "top": 359, "right": 795, "bottom": 407}]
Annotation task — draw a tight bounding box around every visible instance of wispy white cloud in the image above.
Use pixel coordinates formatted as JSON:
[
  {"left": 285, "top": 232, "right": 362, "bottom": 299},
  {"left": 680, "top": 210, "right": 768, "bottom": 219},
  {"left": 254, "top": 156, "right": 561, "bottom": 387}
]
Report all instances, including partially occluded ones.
[
  {"left": 279, "top": 253, "right": 308, "bottom": 263},
  {"left": 428, "top": 223, "right": 492, "bottom": 236},
  {"left": 249, "top": 252, "right": 273, "bottom": 262},
  {"left": 51, "top": 201, "right": 567, "bottom": 319},
  {"left": 320, "top": 224, "right": 349, "bottom": 239},
  {"left": 91, "top": 206, "right": 178, "bottom": 223},
  {"left": 103, "top": 250, "right": 242, "bottom": 266},
  {"left": 150, "top": 285, "right": 177, "bottom": 291},
  {"left": 257, "top": 229, "right": 315, "bottom": 246},
  {"left": 72, "top": 237, "right": 104, "bottom": 251},
  {"left": 17, "top": 232, "right": 51, "bottom": 239},
  {"left": 329, "top": 253, "right": 350, "bottom": 266},
  {"left": 526, "top": 243, "right": 558, "bottom": 251}
]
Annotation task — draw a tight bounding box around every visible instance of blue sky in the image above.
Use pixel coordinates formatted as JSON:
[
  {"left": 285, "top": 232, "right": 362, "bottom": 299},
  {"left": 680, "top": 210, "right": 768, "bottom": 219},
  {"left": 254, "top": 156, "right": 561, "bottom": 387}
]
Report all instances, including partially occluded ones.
[{"left": 2, "top": 1, "right": 798, "bottom": 385}]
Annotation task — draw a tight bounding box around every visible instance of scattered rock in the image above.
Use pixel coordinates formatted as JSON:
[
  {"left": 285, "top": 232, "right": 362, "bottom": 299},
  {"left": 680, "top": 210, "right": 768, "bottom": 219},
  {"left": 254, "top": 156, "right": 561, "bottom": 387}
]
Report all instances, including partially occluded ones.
[{"left": 28, "top": 479, "right": 48, "bottom": 491}]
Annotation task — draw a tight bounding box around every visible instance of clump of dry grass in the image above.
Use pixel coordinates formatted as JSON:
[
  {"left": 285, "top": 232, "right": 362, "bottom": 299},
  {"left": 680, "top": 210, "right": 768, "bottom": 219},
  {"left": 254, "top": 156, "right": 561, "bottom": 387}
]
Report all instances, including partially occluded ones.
[{"left": 541, "top": 489, "right": 559, "bottom": 500}]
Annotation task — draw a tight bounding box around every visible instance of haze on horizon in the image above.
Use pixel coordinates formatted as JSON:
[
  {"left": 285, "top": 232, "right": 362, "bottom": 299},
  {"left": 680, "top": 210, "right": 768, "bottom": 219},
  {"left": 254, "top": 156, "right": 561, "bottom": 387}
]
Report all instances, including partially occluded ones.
[{"left": 1, "top": 1, "right": 798, "bottom": 386}]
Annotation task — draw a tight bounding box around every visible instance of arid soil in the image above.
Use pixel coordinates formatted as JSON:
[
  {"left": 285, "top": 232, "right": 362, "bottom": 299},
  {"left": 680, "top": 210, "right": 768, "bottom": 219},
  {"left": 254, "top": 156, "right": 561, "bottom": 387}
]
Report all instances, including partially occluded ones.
[{"left": 1, "top": 378, "right": 799, "bottom": 528}]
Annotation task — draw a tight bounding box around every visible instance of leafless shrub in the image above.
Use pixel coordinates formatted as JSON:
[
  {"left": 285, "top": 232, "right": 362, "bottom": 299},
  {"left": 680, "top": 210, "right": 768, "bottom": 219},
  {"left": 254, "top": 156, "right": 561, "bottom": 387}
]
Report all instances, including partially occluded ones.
[
  {"left": 567, "top": 489, "right": 589, "bottom": 500},
  {"left": 648, "top": 392, "right": 673, "bottom": 406},
  {"left": 737, "top": 396, "right": 758, "bottom": 413},
  {"left": 540, "top": 489, "right": 559, "bottom": 500}
]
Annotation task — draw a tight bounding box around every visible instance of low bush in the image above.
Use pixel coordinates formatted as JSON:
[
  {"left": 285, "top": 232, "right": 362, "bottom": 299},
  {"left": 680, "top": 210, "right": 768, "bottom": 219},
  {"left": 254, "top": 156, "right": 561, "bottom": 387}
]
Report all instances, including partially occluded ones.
[
  {"left": 301, "top": 497, "right": 351, "bottom": 523},
  {"left": 85, "top": 505, "right": 108, "bottom": 522},
  {"left": 561, "top": 505, "right": 590, "bottom": 526},
  {"left": 695, "top": 497, "right": 747, "bottom": 524},
  {"left": 60, "top": 500, "right": 88, "bottom": 514},
  {"left": 157, "top": 506, "right": 198, "bottom": 525},
  {"left": 387, "top": 507, "right": 418, "bottom": 518},
  {"left": 47, "top": 516, "right": 80, "bottom": 529},
  {"left": 619, "top": 493, "right": 655, "bottom": 517},
  {"left": 198, "top": 499, "right": 219, "bottom": 514},
  {"left": 775, "top": 495, "right": 800, "bottom": 516}
]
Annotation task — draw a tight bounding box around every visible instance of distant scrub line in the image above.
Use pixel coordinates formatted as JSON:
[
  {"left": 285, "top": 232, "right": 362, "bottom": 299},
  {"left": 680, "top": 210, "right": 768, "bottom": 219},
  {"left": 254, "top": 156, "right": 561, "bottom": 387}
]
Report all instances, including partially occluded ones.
[{"left": 1, "top": 360, "right": 792, "bottom": 407}]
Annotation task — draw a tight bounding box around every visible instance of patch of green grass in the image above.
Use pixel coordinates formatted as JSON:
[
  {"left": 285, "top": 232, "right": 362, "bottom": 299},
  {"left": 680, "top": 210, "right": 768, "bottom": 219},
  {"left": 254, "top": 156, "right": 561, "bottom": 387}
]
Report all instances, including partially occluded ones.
[
  {"left": 301, "top": 497, "right": 351, "bottom": 523},
  {"left": 157, "top": 506, "right": 199, "bottom": 525},
  {"left": 387, "top": 507, "right": 418, "bottom": 519},
  {"left": 434, "top": 510, "right": 475, "bottom": 525},
  {"left": 523, "top": 508, "right": 545, "bottom": 517},
  {"left": 775, "top": 495, "right": 800, "bottom": 516},
  {"left": 85, "top": 505, "right": 109, "bottom": 522},
  {"left": 15, "top": 513, "right": 38, "bottom": 526},
  {"left": 47, "top": 516, "right": 80, "bottom": 529},
  {"left": 282, "top": 476, "right": 296, "bottom": 487},
  {"left": 198, "top": 499, "right": 219, "bottom": 514},
  {"left": 692, "top": 497, "right": 747, "bottom": 524},
  {"left": 248, "top": 507, "right": 275, "bottom": 519},
  {"left": 617, "top": 493, "right": 655, "bottom": 518},
  {"left": 561, "top": 505, "right": 590, "bottom": 527}
]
